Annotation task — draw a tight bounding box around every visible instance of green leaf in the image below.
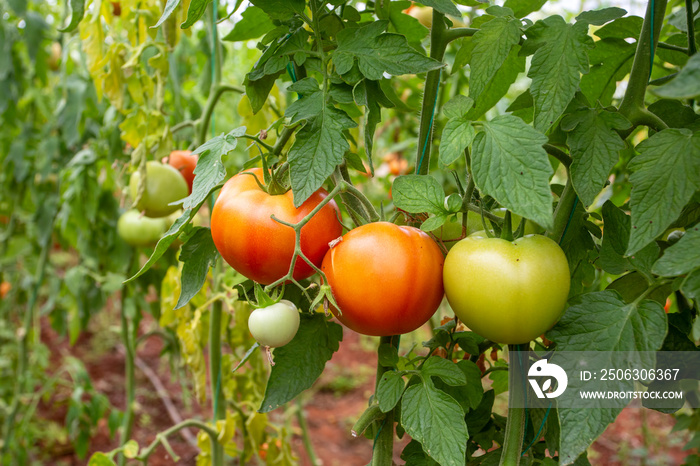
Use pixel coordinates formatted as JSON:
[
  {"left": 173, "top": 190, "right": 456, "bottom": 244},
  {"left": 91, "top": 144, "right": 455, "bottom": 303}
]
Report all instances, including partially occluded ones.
[
  {"left": 288, "top": 104, "right": 357, "bottom": 207},
  {"left": 378, "top": 343, "right": 399, "bottom": 366},
  {"left": 599, "top": 201, "right": 659, "bottom": 276},
  {"left": 392, "top": 175, "right": 447, "bottom": 214},
  {"left": 175, "top": 228, "right": 218, "bottom": 310},
  {"left": 524, "top": 17, "right": 593, "bottom": 132},
  {"left": 681, "top": 268, "right": 700, "bottom": 301},
  {"left": 594, "top": 15, "right": 643, "bottom": 39},
  {"left": 401, "top": 380, "right": 468, "bottom": 466},
  {"left": 503, "top": 0, "right": 546, "bottom": 18},
  {"left": 439, "top": 118, "right": 475, "bottom": 165},
  {"left": 59, "top": 0, "right": 86, "bottom": 32},
  {"left": 260, "top": 314, "right": 342, "bottom": 412},
  {"left": 471, "top": 115, "right": 554, "bottom": 228},
  {"left": 354, "top": 79, "right": 394, "bottom": 169},
  {"left": 334, "top": 21, "right": 444, "bottom": 81},
  {"left": 401, "top": 440, "right": 440, "bottom": 466},
  {"left": 469, "top": 17, "right": 522, "bottom": 101},
  {"left": 654, "top": 53, "right": 700, "bottom": 100},
  {"left": 122, "top": 440, "right": 139, "bottom": 458},
  {"left": 436, "top": 360, "right": 483, "bottom": 411},
  {"left": 418, "top": 0, "right": 461, "bottom": 16},
  {"left": 153, "top": 0, "right": 180, "bottom": 28},
  {"left": 88, "top": 452, "right": 116, "bottom": 466},
  {"left": 184, "top": 127, "right": 245, "bottom": 210},
  {"left": 443, "top": 95, "right": 474, "bottom": 119},
  {"left": 250, "top": 0, "right": 305, "bottom": 21},
  {"left": 421, "top": 357, "right": 467, "bottom": 386},
  {"left": 548, "top": 291, "right": 667, "bottom": 464},
  {"left": 421, "top": 214, "right": 449, "bottom": 232},
  {"left": 389, "top": 1, "right": 429, "bottom": 45},
  {"left": 245, "top": 71, "right": 284, "bottom": 114},
  {"left": 285, "top": 87, "right": 323, "bottom": 124},
  {"left": 580, "top": 38, "right": 635, "bottom": 106},
  {"left": 466, "top": 45, "right": 526, "bottom": 120},
  {"left": 627, "top": 129, "right": 700, "bottom": 255},
  {"left": 223, "top": 7, "right": 275, "bottom": 42},
  {"left": 182, "top": 0, "right": 211, "bottom": 29},
  {"left": 575, "top": 7, "right": 626, "bottom": 26},
  {"left": 377, "top": 371, "right": 406, "bottom": 412},
  {"left": 653, "top": 227, "right": 700, "bottom": 276},
  {"left": 561, "top": 109, "right": 630, "bottom": 206},
  {"left": 648, "top": 99, "right": 700, "bottom": 129}
]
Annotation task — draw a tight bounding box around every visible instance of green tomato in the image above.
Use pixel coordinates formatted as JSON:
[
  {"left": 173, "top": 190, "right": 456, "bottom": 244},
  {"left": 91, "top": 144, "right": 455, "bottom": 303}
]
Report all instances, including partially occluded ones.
[
  {"left": 129, "top": 161, "right": 189, "bottom": 218},
  {"left": 443, "top": 234, "right": 570, "bottom": 344},
  {"left": 117, "top": 210, "right": 170, "bottom": 247},
  {"left": 248, "top": 300, "right": 300, "bottom": 347}
]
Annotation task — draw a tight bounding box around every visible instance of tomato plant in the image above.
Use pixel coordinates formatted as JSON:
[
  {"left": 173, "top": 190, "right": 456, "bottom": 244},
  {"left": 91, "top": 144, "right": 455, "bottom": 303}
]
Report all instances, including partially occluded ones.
[
  {"left": 321, "top": 221, "right": 445, "bottom": 336},
  {"left": 3, "top": 0, "right": 700, "bottom": 465},
  {"left": 444, "top": 235, "right": 570, "bottom": 344},
  {"left": 211, "top": 168, "right": 343, "bottom": 285},
  {"left": 129, "top": 161, "right": 189, "bottom": 218}
]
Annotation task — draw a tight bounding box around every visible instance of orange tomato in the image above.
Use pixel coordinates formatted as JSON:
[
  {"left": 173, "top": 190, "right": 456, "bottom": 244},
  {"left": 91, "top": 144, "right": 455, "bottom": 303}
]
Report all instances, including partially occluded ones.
[
  {"left": 211, "top": 168, "right": 343, "bottom": 285},
  {"left": 321, "top": 222, "right": 445, "bottom": 336},
  {"left": 0, "top": 282, "right": 11, "bottom": 299},
  {"left": 166, "top": 150, "right": 198, "bottom": 193}
]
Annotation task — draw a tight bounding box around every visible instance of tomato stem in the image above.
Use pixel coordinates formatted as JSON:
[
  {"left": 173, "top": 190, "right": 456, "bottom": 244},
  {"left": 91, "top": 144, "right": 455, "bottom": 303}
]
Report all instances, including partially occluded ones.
[
  {"left": 619, "top": 0, "right": 669, "bottom": 131},
  {"left": 547, "top": 178, "right": 577, "bottom": 244},
  {"left": 499, "top": 344, "right": 528, "bottom": 466},
  {"left": 136, "top": 419, "right": 220, "bottom": 463},
  {"left": 117, "top": 252, "right": 138, "bottom": 466},
  {"left": 371, "top": 335, "right": 399, "bottom": 466}
]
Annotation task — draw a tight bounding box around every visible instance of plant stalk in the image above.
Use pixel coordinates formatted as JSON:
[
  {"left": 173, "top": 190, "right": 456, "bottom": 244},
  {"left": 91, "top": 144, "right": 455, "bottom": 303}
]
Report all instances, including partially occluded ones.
[
  {"left": 118, "top": 255, "right": 137, "bottom": 466},
  {"left": 619, "top": 0, "right": 669, "bottom": 128},
  {"left": 1, "top": 216, "right": 53, "bottom": 458},
  {"left": 416, "top": 10, "right": 448, "bottom": 175},
  {"left": 371, "top": 335, "right": 399, "bottom": 466},
  {"left": 499, "top": 345, "right": 527, "bottom": 466},
  {"left": 296, "top": 399, "right": 319, "bottom": 466},
  {"left": 547, "top": 178, "right": 578, "bottom": 244}
]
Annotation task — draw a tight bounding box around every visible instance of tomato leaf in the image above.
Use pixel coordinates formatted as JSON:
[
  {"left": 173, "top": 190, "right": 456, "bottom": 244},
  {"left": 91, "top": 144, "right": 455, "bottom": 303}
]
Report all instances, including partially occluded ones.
[
  {"left": 471, "top": 115, "right": 554, "bottom": 229},
  {"left": 250, "top": 0, "right": 305, "bottom": 21},
  {"left": 401, "top": 379, "right": 468, "bottom": 466},
  {"left": 580, "top": 38, "right": 635, "bottom": 107},
  {"left": 421, "top": 357, "right": 467, "bottom": 386},
  {"left": 547, "top": 291, "right": 667, "bottom": 464},
  {"left": 434, "top": 360, "right": 484, "bottom": 411},
  {"left": 175, "top": 227, "right": 218, "bottom": 310},
  {"left": 87, "top": 452, "right": 117, "bottom": 466},
  {"left": 681, "top": 269, "right": 700, "bottom": 301},
  {"left": 439, "top": 118, "right": 475, "bottom": 166},
  {"left": 523, "top": 16, "right": 593, "bottom": 132},
  {"left": 503, "top": 0, "right": 546, "bottom": 18},
  {"left": 184, "top": 127, "right": 245, "bottom": 210},
  {"left": 400, "top": 440, "right": 440, "bottom": 466},
  {"left": 259, "top": 314, "right": 342, "bottom": 412},
  {"left": 575, "top": 7, "right": 626, "bottom": 26},
  {"left": 469, "top": 17, "right": 521, "bottom": 101},
  {"left": 333, "top": 21, "right": 444, "bottom": 81},
  {"left": 418, "top": 0, "right": 461, "bottom": 16},
  {"left": 153, "top": 0, "right": 181, "bottom": 29},
  {"left": 354, "top": 79, "right": 394, "bottom": 173},
  {"left": 389, "top": 1, "right": 429, "bottom": 46},
  {"left": 392, "top": 174, "right": 446, "bottom": 215},
  {"left": 376, "top": 371, "right": 406, "bottom": 413},
  {"left": 222, "top": 7, "right": 275, "bottom": 42},
  {"left": 59, "top": 0, "right": 87, "bottom": 33},
  {"left": 653, "top": 227, "right": 700, "bottom": 276},
  {"left": 288, "top": 104, "right": 357, "bottom": 207},
  {"left": 561, "top": 109, "right": 630, "bottom": 207},
  {"left": 466, "top": 45, "right": 525, "bottom": 120},
  {"left": 654, "top": 53, "right": 700, "bottom": 100},
  {"left": 181, "top": 0, "right": 211, "bottom": 29},
  {"left": 627, "top": 129, "right": 700, "bottom": 255}
]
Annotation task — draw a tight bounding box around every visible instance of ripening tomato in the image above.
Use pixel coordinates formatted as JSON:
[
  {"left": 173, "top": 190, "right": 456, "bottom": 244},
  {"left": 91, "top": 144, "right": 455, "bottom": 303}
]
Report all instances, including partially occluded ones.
[
  {"left": 321, "top": 222, "right": 445, "bottom": 336},
  {"left": 211, "top": 168, "right": 343, "bottom": 285},
  {"left": 129, "top": 161, "right": 189, "bottom": 218},
  {"left": 166, "top": 150, "right": 198, "bottom": 193},
  {"left": 443, "top": 235, "right": 570, "bottom": 344},
  {"left": 0, "top": 281, "right": 11, "bottom": 299}
]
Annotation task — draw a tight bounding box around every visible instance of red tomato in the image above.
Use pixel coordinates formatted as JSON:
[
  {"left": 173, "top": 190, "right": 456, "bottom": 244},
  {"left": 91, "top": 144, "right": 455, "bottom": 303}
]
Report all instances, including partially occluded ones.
[
  {"left": 166, "top": 150, "right": 198, "bottom": 193},
  {"left": 321, "top": 222, "right": 445, "bottom": 336},
  {"left": 211, "top": 168, "right": 343, "bottom": 285}
]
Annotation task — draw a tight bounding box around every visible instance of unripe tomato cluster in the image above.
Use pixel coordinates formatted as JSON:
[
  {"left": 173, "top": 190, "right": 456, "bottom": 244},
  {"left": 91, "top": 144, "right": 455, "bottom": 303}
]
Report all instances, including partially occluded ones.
[
  {"left": 118, "top": 151, "right": 199, "bottom": 247},
  {"left": 210, "top": 167, "right": 571, "bottom": 345}
]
